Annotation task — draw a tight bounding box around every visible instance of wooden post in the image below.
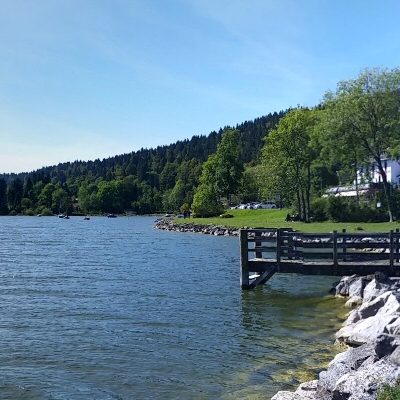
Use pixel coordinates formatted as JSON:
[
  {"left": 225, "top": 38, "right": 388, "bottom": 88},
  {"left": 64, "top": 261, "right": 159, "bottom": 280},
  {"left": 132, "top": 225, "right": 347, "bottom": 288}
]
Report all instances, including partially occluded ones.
[
  {"left": 240, "top": 229, "right": 250, "bottom": 289},
  {"left": 390, "top": 230, "right": 394, "bottom": 274},
  {"left": 255, "top": 232, "right": 262, "bottom": 258},
  {"left": 342, "top": 228, "right": 347, "bottom": 262},
  {"left": 276, "top": 228, "right": 281, "bottom": 272},
  {"left": 333, "top": 230, "right": 338, "bottom": 275}
]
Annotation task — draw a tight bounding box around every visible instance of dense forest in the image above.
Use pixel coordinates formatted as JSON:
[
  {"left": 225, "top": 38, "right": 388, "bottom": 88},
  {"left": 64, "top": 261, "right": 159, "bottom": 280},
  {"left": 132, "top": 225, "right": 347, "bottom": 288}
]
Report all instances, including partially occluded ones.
[{"left": 0, "top": 112, "right": 287, "bottom": 216}]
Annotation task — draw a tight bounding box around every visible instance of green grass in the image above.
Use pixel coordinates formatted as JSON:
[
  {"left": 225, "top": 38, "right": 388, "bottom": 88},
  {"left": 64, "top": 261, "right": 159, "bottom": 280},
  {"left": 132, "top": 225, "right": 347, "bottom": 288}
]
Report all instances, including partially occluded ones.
[
  {"left": 377, "top": 383, "right": 400, "bottom": 400},
  {"left": 176, "top": 209, "right": 400, "bottom": 233}
]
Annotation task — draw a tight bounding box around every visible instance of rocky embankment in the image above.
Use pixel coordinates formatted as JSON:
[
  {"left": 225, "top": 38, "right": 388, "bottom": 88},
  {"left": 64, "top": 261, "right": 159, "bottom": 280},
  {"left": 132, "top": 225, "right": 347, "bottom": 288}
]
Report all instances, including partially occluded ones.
[
  {"left": 154, "top": 218, "right": 240, "bottom": 236},
  {"left": 272, "top": 272, "right": 400, "bottom": 400}
]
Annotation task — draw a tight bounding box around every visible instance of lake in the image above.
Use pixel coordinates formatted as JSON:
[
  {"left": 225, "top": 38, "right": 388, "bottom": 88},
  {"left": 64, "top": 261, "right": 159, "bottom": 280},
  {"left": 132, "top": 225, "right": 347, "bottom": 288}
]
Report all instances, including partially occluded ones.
[{"left": 0, "top": 216, "right": 346, "bottom": 399}]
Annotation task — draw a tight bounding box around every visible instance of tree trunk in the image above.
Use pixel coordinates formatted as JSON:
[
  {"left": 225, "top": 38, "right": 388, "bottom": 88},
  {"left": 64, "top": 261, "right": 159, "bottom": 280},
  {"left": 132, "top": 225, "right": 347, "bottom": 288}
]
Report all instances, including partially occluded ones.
[{"left": 375, "top": 157, "right": 393, "bottom": 222}]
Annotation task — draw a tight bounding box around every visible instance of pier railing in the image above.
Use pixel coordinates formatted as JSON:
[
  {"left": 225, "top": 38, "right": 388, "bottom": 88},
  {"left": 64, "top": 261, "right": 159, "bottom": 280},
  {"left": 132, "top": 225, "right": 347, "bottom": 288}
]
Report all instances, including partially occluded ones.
[{"left": 240, "top": 228, "right": 400, "bottom": 289}]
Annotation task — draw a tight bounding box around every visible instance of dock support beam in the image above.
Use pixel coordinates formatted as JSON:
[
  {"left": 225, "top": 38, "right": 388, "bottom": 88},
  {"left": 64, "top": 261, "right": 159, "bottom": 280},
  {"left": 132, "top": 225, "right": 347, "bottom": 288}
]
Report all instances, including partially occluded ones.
[{"left": 240, "top": 229, "right": 250, "bottom": 289}]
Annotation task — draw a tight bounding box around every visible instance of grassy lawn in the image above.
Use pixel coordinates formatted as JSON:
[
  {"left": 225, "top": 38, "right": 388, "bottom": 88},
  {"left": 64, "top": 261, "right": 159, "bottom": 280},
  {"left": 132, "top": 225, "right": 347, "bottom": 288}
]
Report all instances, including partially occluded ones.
[{"left": 175, "top": 209, "right": 400, "bottom": 233}]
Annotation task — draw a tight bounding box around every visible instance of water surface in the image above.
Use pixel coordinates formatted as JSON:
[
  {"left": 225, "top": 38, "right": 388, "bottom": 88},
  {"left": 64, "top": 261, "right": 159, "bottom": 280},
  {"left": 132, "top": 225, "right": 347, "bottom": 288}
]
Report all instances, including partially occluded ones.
[{"left": 0, "top": 216, "right": 345, "bottom": 399}]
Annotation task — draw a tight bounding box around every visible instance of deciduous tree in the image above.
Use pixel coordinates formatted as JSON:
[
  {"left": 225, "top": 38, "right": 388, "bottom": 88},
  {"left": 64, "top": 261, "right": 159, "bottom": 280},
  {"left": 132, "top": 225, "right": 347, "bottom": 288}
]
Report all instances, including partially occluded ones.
[{"left": 322, "top": 67, "right": 400, "bottom": 221}]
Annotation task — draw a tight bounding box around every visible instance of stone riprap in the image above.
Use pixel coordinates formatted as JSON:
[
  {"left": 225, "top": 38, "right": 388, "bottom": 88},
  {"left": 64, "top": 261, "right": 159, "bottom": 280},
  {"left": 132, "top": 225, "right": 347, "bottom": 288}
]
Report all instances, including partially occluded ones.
[
  {"left": 272, "top": 272, "right": 400, "bottom": 400},
  {"left": 154, "top": 218, "right": 241, "bottom": 236}
]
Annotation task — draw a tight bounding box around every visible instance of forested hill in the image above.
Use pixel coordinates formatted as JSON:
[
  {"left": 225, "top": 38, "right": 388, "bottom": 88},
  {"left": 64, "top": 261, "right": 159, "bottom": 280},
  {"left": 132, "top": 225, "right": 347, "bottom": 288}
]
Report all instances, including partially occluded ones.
[
  {"left": 0, "top": 110, "right": 286, "bottom": 215},
  {"left": 2, "top": 111, "right": 286, "bottom": 185}
]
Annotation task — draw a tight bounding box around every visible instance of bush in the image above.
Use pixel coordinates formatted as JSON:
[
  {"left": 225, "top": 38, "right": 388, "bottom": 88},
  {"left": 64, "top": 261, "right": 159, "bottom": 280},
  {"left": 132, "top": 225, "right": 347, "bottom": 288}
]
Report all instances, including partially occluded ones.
[
  {"left": 24, "top": 209, "right": 35, "bottom": 216},
  {"left": 326, "top": 196, "right": 349, "bottom": 222},
  {"left": 377, "top": 383, "right": 400, "bottom": 399},
  {"left": 311, "top": 198, "right": 328, "bottom": 222},
  {"left": 8, "top": 210, "right": 17, "bottom": 216},
  {"left": 192, "top": 184, "right": 224, "bottom": 217},
  {"left": 41, "top": 208, "right": 54, "bottom": 216},
  {"left": 220, "top": 213, "right": 234, "bottom": 218}
]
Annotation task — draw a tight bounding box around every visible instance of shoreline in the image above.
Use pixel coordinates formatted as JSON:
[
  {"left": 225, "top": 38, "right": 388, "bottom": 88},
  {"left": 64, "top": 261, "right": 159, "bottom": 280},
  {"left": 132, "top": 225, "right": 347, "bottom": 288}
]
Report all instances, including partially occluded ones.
[
  {"left": 155, "top": 219, "right": 400, "bottom": 399},
  {"left": 154, "top": 218, "right": 241, "bottom": 236},
  {"left": 272, "top": 273, "right": 400, "bottom": 399}
]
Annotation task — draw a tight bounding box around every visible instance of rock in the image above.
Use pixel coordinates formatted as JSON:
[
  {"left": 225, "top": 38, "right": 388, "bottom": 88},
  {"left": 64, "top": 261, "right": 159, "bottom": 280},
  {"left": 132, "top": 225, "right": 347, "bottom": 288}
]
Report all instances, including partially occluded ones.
[
  {"left": 332, "top": 358, "right": 399, "bottom": 399},
  {"left": 363, "top": 279, "right": 393, "bottom": 303},
  {"left": 153, "top": 219, "right": 240, "bottom": 236},
  {"left": 335, "top": 275, "right": 362, "bottom": 297},
  {"left": 271, "top": 391, "right": 296, "bottom": 400},
  {"left": 345, "top": 277, "right": 370, "bottom": 308},
  {"left": 272, "top": 380, "right": 320, "bottom": 400},
  {"left": 273, "top": 275, "right": 400, "bottom": 399},
  {"left": 345, "top": 291, "right": 392, "bottom": 325},
  {"left": 374, "top": 333, "right": 400, "bottom": 358},
  {"left": 336, "top": 313, "right": 399, "bottom": 346}
]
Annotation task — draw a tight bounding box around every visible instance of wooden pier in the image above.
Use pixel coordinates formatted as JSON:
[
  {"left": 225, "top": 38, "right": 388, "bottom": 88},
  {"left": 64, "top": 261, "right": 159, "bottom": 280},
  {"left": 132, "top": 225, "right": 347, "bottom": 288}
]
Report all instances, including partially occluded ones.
[{"left": 240, "top": 228, "right": 400, "bottom": 289}]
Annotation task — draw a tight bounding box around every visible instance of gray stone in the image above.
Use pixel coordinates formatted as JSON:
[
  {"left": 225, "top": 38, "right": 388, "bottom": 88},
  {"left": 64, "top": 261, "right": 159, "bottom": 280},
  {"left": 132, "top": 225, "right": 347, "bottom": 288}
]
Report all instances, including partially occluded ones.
[
  {"left": 335, "top": 275, "right": 361, "bottom": 297},
  {"left": 336, "top": 313, "right": 399, "bottom": 346},
  {"left": 374, "top": 333, "right": 400, "bottom": 358},
  {"left": 332, "top": 358, "right": 399, "bottom": 399},
  {"left": 271, "top": 391, "right": 296, "bottom": 400},
  {"left": 363, "top": 279, "right": 393, "bottom": 303}
]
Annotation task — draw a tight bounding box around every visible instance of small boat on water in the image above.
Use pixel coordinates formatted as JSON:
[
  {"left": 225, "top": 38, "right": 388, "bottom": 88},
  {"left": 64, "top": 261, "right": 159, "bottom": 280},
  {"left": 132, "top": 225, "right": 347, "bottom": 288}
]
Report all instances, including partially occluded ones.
[
  {"left": 107, "top": 213, "right": 117, "bottom": 218},
  {"left": 83, "top": 216, "right": 90, "bottom": 220},
  {"left": 58, "top": 214, "right": 66, "bottom": 219}
]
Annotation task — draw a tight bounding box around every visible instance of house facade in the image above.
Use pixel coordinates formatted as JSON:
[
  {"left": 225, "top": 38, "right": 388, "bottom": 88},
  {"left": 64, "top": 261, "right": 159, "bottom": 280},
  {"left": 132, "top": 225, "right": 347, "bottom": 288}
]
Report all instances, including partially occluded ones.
[
  {"left": 356, "top": 156, "right": 400, "bottom": 187},
  {"left": 324, "top": 156, "right": 400, "bottom": 198}
]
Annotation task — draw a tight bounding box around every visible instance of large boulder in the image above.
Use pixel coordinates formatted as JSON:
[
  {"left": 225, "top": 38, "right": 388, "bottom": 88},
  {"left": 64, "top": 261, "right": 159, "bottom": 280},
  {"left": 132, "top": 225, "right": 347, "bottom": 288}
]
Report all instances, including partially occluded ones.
[
  {"left": 345, "top": 291, "right": 393, "bottom": 325},
  {"left": 336, "top": 313, "right": 400, "bottom": 346},
  {"left": 337, "top": 291, "right": 400, "bottom": 346},
  {"left": 332, "top": 357, "right": 399, "bottom": 399},
  {"left": 271, "top": 380, "right": 320, "bottom": 400},
  {"left": 362, "top": 279, "right": 394, "bottom": 303},
  {"left": 335, "top": 275, "right": 363, "bottom": 297},
  {"left": 318, "top": 343, "right": 376, "bottom": 392}
]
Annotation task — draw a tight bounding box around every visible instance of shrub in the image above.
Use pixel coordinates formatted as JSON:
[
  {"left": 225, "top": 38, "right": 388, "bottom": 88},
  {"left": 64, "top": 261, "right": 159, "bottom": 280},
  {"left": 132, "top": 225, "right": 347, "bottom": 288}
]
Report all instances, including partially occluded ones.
[
  {"left": 326, "top": 196, "right": 349, "bottom": 222},
  {"left": 220, "top": 213, "right": 234, "bottom": 218},
  {"left": 310, "top": 198, "right": 328, "bottom": 222},
  {"left": 377, "top": 383, "right": 400, "bottom": 399},
  {"left": 192, "top": 184, "right": 224, "bottom": 217},
  {"left": 41, "top": 207, "right": 54, "bottom": 216}
]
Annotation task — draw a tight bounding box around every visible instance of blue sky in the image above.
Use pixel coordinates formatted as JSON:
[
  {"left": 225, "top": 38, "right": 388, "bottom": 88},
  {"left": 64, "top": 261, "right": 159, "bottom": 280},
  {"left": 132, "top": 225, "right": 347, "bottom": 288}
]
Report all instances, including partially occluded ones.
[{"left": 1, "top": 0, "right": 400, "bottom": 174}]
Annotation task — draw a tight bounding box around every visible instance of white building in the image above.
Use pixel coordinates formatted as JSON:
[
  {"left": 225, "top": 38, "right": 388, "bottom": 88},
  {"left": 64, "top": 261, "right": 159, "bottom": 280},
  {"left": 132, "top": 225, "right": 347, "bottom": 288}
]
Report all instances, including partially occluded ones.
[
  {"left": 356, "top": 156, "right": 400, "bottom": 187},
  {"left": 324, "top": 155, "right": 400, "bottom": 198}
]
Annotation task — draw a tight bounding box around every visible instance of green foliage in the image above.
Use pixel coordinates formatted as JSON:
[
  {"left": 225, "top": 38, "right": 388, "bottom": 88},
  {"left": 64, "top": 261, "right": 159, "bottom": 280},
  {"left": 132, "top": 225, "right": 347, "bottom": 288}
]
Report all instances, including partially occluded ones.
[
  {"left": 377, "top": 383, "right": 400, "bottom": 400},
  {"left": 260, "top": 107, "right": 319, "bottom": 221},
  {"left": 200, "top": 128, "right": 244, "bottom": 201},
  {"left": 179, "top": 203, "right": 190, "bottom": 213},
  {"left": 326, "top": 197, "right": 350, "bottom": 222},
  {"left": 192, "top": 184, "right": 223, "bottom": 217},
  {"left": 240, "top": 166, "right": 260, "bottom": 203},
  {"left": 310, "top": 198, "right": 328, "bottom": 222},
  {"left": 0, "top": 178, "right": 9, "bottom": 215},
  {"left": 40, "top": 207, "right": 54, "bottom": 216},
  {"left": 322, "top": 67, "right": 400, "bottom": 221}
]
